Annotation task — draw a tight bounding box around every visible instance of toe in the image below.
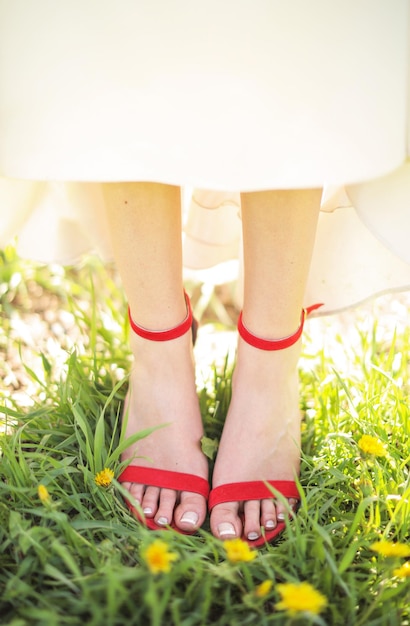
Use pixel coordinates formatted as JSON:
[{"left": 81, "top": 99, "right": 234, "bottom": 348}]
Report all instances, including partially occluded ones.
[
  {"left": 210, "top": 502, "right": 242, "bottom": 540},
  {"left": 243, "top": 500, "right": 263, "bottom": 542},
  {"left": 275, "top": 497, "right": 297, "bottom": 523},
  {"left": 261, "top": 498, "right": 278, "bottom": 531},
  {"left": 123, "top": 481, "right": 145, "bottom": 510},
  {"left": 289, "top": 497, "right": 299, "bottom": 514},
  {"left": 140, "top": 485, "right": 161, "bottom": 518},
  {"left": 175, "top": 491, "right": 207, "bottom": 531},
  {"left": 154, "top": 488, "right": 178, "bottom": 527}
]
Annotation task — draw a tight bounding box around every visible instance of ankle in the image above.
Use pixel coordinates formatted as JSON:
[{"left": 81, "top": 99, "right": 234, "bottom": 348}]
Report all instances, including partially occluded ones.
[
  {"left": 238, "top": 304, "right": 323, "bottom": 351},
  {"left": 128, "top": 291, "right": 191, "bottom": 338}
]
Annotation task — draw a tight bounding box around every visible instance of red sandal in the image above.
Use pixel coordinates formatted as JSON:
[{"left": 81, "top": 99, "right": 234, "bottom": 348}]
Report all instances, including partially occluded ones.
[
  {"left": 209, "top": 303, "right": 323, "bottom": 547},
  {"left": 118, "top": 291, "right": 210, "bottom": 534}
]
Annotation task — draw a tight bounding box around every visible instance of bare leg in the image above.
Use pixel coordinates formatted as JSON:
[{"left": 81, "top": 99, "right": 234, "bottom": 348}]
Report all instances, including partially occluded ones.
[
  {"left": 210, "top": 188, "right": 321, "bottom": 541},
  {"left": 103, "top": 182, "right": 208, "bottom": 531}
]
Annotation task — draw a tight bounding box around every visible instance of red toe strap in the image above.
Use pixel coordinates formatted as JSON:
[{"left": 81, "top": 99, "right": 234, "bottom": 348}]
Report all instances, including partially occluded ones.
[
  {"left": 118, "top": 466, "right": 210, "bottom": 499},
  {"left": 208, "top": 480, "right": 299, "bottom": 510}
]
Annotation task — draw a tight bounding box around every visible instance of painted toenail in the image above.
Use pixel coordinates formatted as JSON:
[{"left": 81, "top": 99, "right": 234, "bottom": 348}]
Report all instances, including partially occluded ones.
[
  {"left": 143, "top": 507, "right": 153, "bottom": 515},
  {"left": 277, "top": 513, "right": 286, "bottom": 521},
  {"left": 247, "top": 531, "right": 260, "bottom": 541},
  {"left": 180, "top": 511, "right": 199, "bottom": 526},
  {"left": 218, "top": 523, "right": 236, "bottom": 538},
  {"left": 265, "top": 519, "right": 276, "bottom": 529},
  {"left": 156, "top": 516, "right": 169, "bottom": 526}
]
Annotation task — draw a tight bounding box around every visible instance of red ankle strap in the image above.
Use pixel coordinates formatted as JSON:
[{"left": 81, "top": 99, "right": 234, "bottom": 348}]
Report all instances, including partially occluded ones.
[
  {"left": 128, "top": 291, "right": 193, "bottom": 341},
  {"left": 238, "top": 303, "right": 323, "bottom": 351}
]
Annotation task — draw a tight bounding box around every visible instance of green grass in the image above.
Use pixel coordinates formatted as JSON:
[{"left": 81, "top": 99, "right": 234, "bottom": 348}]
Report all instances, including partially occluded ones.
[{"left": 0, "top": 247, "right": 409, "bottom": 625}]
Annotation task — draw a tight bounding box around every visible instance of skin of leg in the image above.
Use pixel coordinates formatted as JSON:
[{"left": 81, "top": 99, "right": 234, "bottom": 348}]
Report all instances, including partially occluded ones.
[
  {"left": 210, "top": 188, "right": 322, "bottom": 541},
  {"left": 103, "top": 182, "right": 208, "bottom": 531}
]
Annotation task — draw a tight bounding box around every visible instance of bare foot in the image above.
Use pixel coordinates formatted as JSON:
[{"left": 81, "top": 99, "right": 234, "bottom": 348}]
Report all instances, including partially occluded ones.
[
  {"left": 120, "top": 331, "right": 209, "bottom": 532},
  {"left": 210, "top": 339, "right": 301, "bottom": 542}
]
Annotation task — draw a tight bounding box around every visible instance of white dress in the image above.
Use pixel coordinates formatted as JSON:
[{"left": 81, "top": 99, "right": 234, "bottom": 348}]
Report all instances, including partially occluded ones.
[{"left": 1, "top": 0, "right": 410, "bottom": 313}]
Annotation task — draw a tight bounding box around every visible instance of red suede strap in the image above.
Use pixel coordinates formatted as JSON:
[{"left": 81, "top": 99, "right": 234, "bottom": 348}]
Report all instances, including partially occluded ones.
[
  {"left": 209, "top": 480, "right": 300, "bottom": 511},
  {"left": 128, "top": 291, "right": 193, "bottom": 341},
  {"left": 237, "top": 303, "right": 323, "bottom": 351},
  {"left": 118, "top": 466, "right": 210, "bottom": 499}
]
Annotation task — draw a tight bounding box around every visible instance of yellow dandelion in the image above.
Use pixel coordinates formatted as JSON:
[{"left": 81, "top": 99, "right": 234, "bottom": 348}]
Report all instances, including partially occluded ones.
[
  {"left": 255, "top": 580, "right": 273, "bottom": 598},
  {"left": 370, "top": 540, "right": 410, "bottom": 558},
  {"left": 38, "top": 484, "right": 50, "bottom": 503},
  {"left": 142, "top": 539, "right": 178, "bottom": 575},
  {"left": 95, "top": 468, "right": 114, "bottom": 487},
  {"left": 358, "top": 434, "right": 387, "bottom": 457},
  {"left": 276, "top": 581, "right": 328, "bottom": 616},
  {"left": 393, "top": 562, "right": 410, "bottom": 578},
  {"left": 223, "top": 538, "right": 257, "bottom": 563}
]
